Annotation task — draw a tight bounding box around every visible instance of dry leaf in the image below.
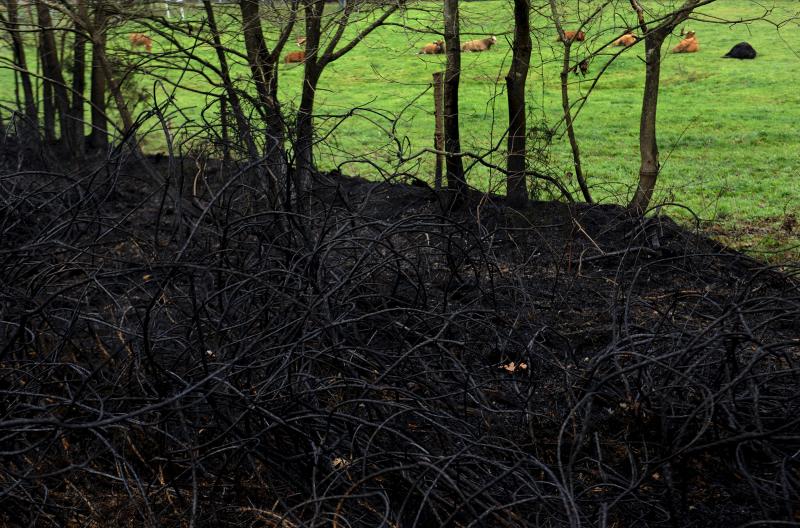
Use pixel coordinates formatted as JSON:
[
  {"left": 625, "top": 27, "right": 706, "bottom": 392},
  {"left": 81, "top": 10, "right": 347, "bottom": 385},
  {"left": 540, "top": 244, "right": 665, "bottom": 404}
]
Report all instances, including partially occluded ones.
[
  {"left": 501, "top": 361, "right": 527, "bottom": 373},
  {"left": 332, "top": 456, "right": 350, "bottom": 470}
]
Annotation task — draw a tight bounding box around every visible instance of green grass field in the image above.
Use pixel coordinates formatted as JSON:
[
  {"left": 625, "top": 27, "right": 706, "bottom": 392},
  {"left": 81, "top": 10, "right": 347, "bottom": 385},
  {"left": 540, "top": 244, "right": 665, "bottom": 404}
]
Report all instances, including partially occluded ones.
[{"left": 2, "top": 0, "right": 798, "bottom": 257}]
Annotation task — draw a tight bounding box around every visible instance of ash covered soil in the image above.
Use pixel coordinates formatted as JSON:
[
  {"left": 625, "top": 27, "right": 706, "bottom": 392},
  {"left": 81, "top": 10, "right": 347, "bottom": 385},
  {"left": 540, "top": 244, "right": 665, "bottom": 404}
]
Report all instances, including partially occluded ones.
[{"left": 1, "top": 150, "right": 799, "bottom": 527}]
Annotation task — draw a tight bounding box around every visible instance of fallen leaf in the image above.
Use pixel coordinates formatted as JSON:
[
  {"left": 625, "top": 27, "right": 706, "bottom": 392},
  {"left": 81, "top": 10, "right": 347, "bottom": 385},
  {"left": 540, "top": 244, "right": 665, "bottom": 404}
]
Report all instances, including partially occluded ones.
[{"left": 501, "top": 362, "right": 527, "bottom": 373}]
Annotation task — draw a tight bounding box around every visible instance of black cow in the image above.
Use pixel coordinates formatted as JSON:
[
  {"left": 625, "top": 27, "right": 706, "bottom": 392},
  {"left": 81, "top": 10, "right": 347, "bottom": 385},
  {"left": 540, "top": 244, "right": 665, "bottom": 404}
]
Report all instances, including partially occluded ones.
[{"left": 723, "top": 42, "right": 757, "bottom": 59}]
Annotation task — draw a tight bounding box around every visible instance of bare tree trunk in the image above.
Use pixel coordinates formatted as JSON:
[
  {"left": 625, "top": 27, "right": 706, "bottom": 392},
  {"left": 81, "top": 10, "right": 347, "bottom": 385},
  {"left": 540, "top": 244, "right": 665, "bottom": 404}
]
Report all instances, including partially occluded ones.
[
  {"left": 36, "top": 0, "right": 73, "bottom": 150},
  {"left": 558, "top": 63, "right": 592, "bottom": 203},
  {"left": 92, "top": 38, "right": 134, "bottom": 135},
  {"left": 88, "top": 19, "right": 108, "bottom": 149},
  {"left": 505, "top": 0, "right": 531, "bottom": 208},
  {"left": 68, "top": 0, "right": 88, "bottom": 156},
  {"left": 629, "top": 32, "right": 666, "bottom": 214},
  {"left": 628, "top": 0, "right": 698, "bottom": 213},
  {"left": 295, "top": 0, "right": 325, "bottom": 199},
  {"left": 2, "top": 0, "right": 37, "bottom": 126},
  {"left": 443, "top": 0, "right": 466, "bottom": 198},
  {"left": 549, "top": 0, "right": 592, "bottom": 204},
  {"left": 433, "top": 71, "right": 444, "bottom": 192},
  {"left": 204, "top": 1, "right": 258, "bottom": 163},
  {"left": 292, "top": 0, "right": 397, "bottom": 204},
  {"left": 295, "top": 67, "right": 321, "bottom": 201},
  {"left": 239, "top": 0, "right": 292, "bottom": 204},
  {"left": 239, "top": 0, "right": 285, "bottom": 117},
  {"left": 42, "top": 72, "right": 55, "bottom": 141}
]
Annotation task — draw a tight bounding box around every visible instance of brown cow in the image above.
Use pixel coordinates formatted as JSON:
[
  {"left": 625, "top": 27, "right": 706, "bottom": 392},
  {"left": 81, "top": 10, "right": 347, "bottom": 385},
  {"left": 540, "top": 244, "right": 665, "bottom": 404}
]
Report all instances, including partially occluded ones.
[
  {"left": 672, "top": 31, "right": 699, "bottom": 53},
  {"left": 418, "top": 40, "right": 444, "bottom": 54},
  {"left": 461, "top": 36, "right": 497, "bottom": 52},
  {"left": 613, "top": 33, "right": 637, "bottom": 47},
  {"left": 557, "top": 30, "right": 586, "bottom": 44},
  {"left": 129, "top": 32, "right": 153, "bottom": 52},
  {"left": 284, "top": 50, "right": 305, "bottom": 64}
]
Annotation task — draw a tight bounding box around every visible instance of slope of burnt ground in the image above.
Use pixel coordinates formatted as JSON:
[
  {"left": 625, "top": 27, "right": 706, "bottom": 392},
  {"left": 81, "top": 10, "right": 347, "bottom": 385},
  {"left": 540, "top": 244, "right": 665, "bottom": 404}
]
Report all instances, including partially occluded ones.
[{"left": 1, "top": 146, "right": 798, "bottom": 527}]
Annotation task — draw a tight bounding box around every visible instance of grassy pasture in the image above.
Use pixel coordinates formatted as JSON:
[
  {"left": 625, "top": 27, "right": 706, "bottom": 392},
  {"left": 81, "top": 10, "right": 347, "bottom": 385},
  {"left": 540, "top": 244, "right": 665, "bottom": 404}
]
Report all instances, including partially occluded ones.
[{"left": 2, "top": 0, "right": 798, "bottom": 256}]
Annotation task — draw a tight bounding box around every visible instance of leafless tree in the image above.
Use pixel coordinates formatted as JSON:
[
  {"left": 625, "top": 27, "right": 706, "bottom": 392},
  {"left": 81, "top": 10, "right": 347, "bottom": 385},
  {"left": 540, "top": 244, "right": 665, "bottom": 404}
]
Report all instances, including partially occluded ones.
[
  {"left": 295, "top": 0, "right": 401, "bottom": 201},
  {"left": 36, "top": 0, "right": 75, "bottom": 148},
  {"left": 443, "top": 0, "right": 466, "bottom": 199},
  {"left": 628, "top": 0, "right": 705, "bottom": 214},
  {"left": 239, "top": 0, "right": 296, "bottom": 203},
  {"left": 1, "top": 0, "right": 37, "bottom": 129},
  {"left": 548, "top": 0, "right": 597, "bottom": 203},
  {"left": 505, "top": 0, "right": 531, "bottom": 208}
]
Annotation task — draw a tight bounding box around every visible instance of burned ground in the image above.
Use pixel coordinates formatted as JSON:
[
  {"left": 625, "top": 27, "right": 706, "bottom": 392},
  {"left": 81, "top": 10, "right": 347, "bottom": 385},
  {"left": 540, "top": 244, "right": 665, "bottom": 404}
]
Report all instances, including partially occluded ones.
[{"left": 1, "top": 146, "right": 798, "bottom": 527}]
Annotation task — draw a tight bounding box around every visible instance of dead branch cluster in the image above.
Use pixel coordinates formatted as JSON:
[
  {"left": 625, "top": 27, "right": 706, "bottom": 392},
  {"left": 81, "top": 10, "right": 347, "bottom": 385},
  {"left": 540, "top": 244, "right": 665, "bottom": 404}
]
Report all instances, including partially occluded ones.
[{"left": 1, "top": 138, "right": 798, "bottom": 526}]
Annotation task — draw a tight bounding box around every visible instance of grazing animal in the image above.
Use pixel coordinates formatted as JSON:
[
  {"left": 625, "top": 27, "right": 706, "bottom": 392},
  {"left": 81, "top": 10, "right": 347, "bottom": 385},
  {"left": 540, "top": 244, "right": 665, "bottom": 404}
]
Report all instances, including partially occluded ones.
[
  {"left": 129, "top": 33, "right": 153, "bottom": 52},
  {"left": 671, "top": 31, "right": 698, "bottom": 53},
  {"left": 613, "top": 32, "right": 637, "bottom": 47},
  {"left": 569, "top": 58, "right": 590, "bottom": 76},
  {"left": 557, "top": 30, "right": 586, "bottom": 43},
  {"left": 284, "top": 50, "right": 305, "bottom": 64},
  {"left": 296, "top": 36, "right": 307, "bottom": 47},
  {"left": 460, "top": 36, "right": 497, "bottom": 52},
  {"left": 418, "top": 40, "right": 444, "bottom": 54},
  {"left": 723, "top": 42, "right": 757, "bottom": 59}
]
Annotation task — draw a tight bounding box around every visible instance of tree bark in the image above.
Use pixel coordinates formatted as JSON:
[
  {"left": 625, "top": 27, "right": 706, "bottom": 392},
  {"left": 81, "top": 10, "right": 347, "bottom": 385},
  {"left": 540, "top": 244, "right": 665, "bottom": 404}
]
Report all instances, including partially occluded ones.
[
  {"left": 295, "top": 0, "right": 325, "bottom": 198},
  {"left": 505, "top": 0, "right": 531, "bottom": 208},
  {"left": 204, "top": 1, "right": 258, "bottom": 163},
  {"left": 95, "top": 44, "right": 135, "bottom": 137},
  {"left": 36, "top": 0, "right": 73, "bottom": 150},
  {"left": 42, "top": 71, "right": 55, "bottom": 142},
  {"left": 433, "top": 71, "right": 444, "bottom": 192},
  {"left": 88, "top": 9, "right": 108, "bottom": 149},
  {"left": 443, "top": 0, "right": 466, "bottom": 198},
  {"left": 68, "top": 0, "right": 88, "bottom": 156},
  {"left": 239, "top": 0, "right": 292, "bottom": 203},
  {"left": 628, "top": 0, "right": 699, "bottom": 214},
  {"left": 2, "top": 0, "right": 37, "bottom": 126},
  {"left": 293, "top": 0, "right": 398, "bottom": 203},
  {"left": 549, "top": 0, "right": 592, "bottom": 204},
  {"left": 629, "top": 33, "right": 666, "bottom": 214}
]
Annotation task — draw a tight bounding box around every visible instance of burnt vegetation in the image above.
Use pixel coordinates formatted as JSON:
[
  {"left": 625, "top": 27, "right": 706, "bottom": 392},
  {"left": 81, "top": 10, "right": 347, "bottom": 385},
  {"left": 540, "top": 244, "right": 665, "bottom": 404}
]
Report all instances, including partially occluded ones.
[{"left": 1, "top": 0, "right": 799, "bottom": 526}]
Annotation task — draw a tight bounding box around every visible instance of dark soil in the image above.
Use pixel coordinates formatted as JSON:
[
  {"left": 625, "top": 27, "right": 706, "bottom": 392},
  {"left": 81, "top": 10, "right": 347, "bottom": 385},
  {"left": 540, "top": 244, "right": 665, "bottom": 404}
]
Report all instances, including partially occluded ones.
[{"left": 1, "top": 147, "right": 799, "bottom": 527}]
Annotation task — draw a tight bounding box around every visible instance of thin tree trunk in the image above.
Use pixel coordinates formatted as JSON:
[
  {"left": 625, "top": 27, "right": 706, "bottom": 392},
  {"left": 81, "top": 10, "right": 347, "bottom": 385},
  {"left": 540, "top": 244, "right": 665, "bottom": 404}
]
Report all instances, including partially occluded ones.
[
  {"left": 86, "top": 5, "right": 108, "bottom": 148},
  {"left": 549, "top": 0, "right": 592, "bottom": 203},
  {"left": 628, "top": 0, "right": 698, "bottom": 213},
  {"left": 295, "top": 0, "right": 325, "bottom": 198},
  {"left": 239, "top": 0, "right": 290, "bottom": 203},
  {"left": 443, "top": 0, "right": 466, "bottom": 198},
  {"left": 68, "top": 0, "right": 87, "bottom": 156},
  {"left": 240, "top": 0, "right": 277, "bottom": 115},
  {"left": 284, "top": 0, "right": 396, "bottom": 207},
  {"left": 3, "top": 0, "right": 37, "bottom": 126},
  {"left": 37, "top": 0, "right": 73, "bottom": 150},
  {"left": 505, "top": 0, "right": 531, "bottom": 208},
  {"left": 204, "top": 0, "right": 258, "bottom": 162},
  {"left": 629, "top": 33, "right": 666, "bottom": 213},
  {"left": 295, "top": 66, "right": 321, "bottom": 200},
  {"left": 42, "top": 71, "right": 55, "bottom": 141},
  {"left": 559, "top": 63, "right": 592, "bottom": 203},
  {"left": 433, "top": 71, "right": 444, "bottom": 192},
  {"left": 96, "top": 46, "right": 135, "bottom": 137},
  {"left": 88, "top": 27, "right": 107, "bottom": 148}
]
